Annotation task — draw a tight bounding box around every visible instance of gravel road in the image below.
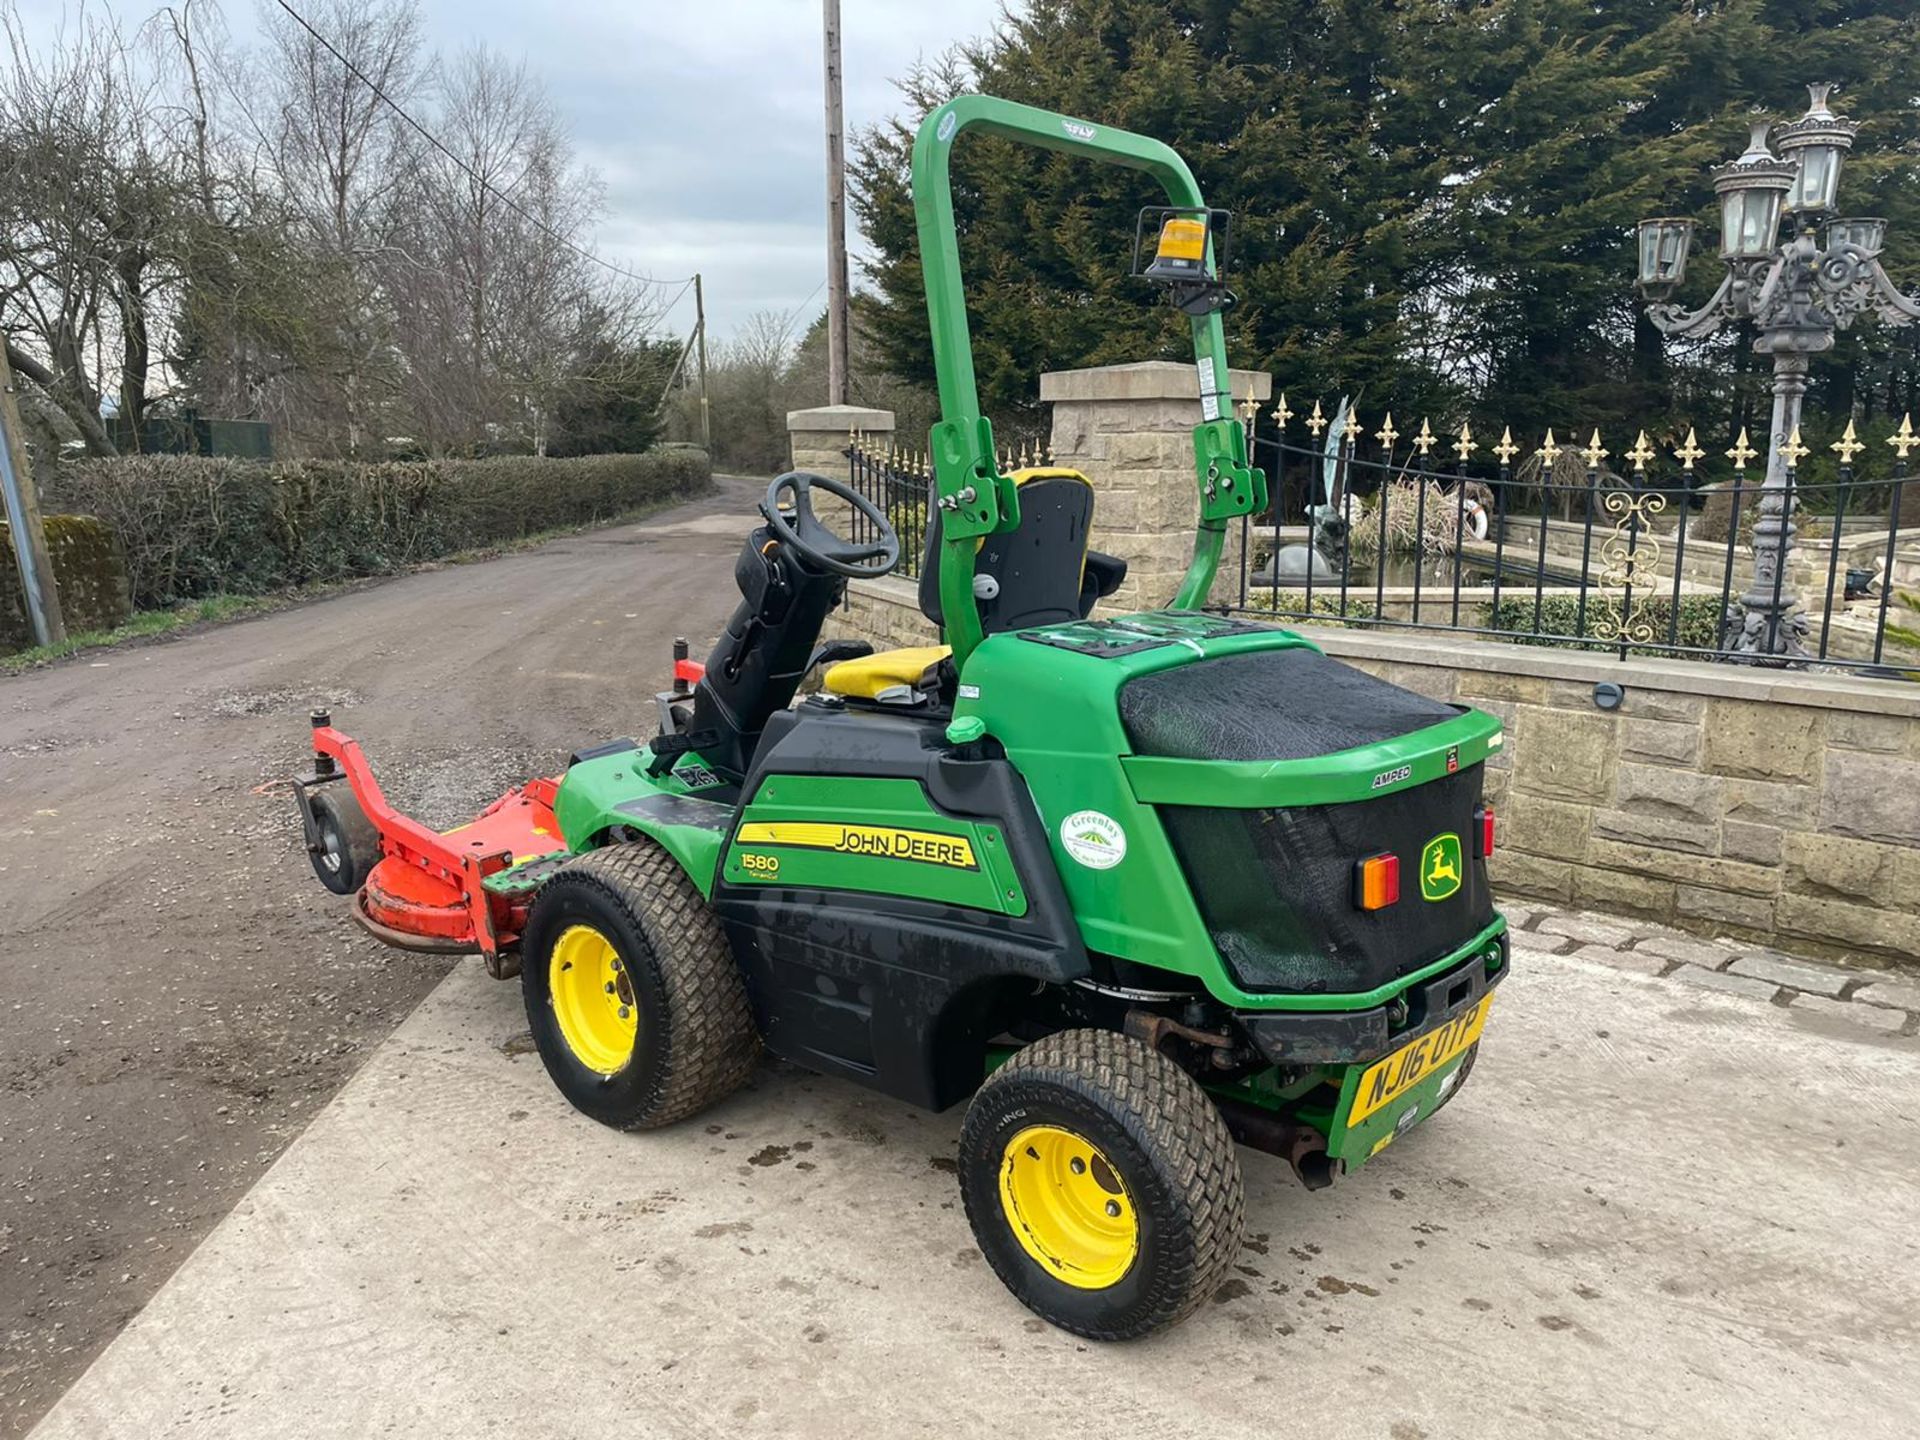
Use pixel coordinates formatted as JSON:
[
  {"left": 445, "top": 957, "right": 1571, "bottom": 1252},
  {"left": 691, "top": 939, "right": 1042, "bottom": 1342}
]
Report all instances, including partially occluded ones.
[{"left": 0, "top": 478, "right": 754, "bottom": 1438}]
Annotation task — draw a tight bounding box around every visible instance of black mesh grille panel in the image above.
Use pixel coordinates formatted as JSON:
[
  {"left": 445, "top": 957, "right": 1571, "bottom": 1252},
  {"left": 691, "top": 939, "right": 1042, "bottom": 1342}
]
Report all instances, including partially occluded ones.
[
  {"left": 1120, "top": 648, "right": 1460, "bottom": 763},
  {"left": 1158, "top": 766, "right": 1494, "bottom": 995}
]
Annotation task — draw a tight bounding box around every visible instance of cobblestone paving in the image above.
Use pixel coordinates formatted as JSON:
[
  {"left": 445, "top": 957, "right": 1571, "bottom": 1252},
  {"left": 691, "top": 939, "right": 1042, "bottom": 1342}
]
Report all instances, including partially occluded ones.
[{"left": 1503, "top": 899, "right": 1917, "bottom": 1038}]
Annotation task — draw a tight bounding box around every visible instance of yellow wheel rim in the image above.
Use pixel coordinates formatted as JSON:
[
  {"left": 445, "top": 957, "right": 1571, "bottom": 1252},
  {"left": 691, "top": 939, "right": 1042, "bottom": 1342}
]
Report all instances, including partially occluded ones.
[
  {"left": 548, "top": 924, "right": 637, "bottom": 1076},
  {"left": 998, "top": 1124, "right": 1138, "bottom": 1290}
]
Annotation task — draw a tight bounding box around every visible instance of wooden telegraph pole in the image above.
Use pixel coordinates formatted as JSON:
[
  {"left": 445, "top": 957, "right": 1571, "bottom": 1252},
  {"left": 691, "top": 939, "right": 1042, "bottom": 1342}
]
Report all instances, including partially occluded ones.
[
  {"left": 821, "top": 0, "right": 850, "bottom": 405},
  {"left": 0, "top": 344, "right": 67, "bottom": 647},
  {"left": 694, "top": 272, "right": 711, "bottom": 452}
]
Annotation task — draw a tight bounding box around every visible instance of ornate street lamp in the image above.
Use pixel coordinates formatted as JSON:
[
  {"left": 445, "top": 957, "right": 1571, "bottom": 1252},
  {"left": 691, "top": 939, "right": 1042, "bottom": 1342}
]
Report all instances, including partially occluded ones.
[
  {"left": 1637, "top": 85, "right": 1920, "bottom": 663},
  {"left": 1636, "top": 217, "right": 1693, "bottom": 292}
]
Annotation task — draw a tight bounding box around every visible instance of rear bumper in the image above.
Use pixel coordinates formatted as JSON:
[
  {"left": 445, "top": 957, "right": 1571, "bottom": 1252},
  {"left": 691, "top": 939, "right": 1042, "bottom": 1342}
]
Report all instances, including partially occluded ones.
[{"left": 1234, "top": 928, "right": 1508, "bottom": 1069}]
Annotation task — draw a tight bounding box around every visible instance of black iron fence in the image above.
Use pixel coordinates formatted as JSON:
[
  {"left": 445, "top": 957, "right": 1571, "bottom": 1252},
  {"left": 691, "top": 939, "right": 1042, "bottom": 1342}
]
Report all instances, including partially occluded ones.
[
  {"left": 846, "top": 437, "right": 933, "bottom": 580},
  {"left": 1226, "top": 418, "right": 1918, "bottom": 678},
  {"left": 839, "top": 417, "right": 1918, "bottom": 679}
]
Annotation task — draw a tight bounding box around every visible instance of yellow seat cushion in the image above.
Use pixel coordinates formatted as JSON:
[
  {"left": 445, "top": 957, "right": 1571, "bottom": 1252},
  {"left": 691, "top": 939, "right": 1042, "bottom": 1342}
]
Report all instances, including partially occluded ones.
[{"left": 823, "top": 644, "right": 952, "bottom": 699}]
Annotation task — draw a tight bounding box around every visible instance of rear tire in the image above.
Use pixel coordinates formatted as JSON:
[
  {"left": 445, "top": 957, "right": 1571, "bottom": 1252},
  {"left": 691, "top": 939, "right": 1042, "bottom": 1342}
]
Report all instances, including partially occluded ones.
[
  {"left": 305, "top": 785, "right": 379, "bottom": 895},
  {"left": 520, "top": 841, "right": 759, "bottom": 1129},
  {"left": 957, "top": 1029, "right": 1245, "bottom": 1340}
]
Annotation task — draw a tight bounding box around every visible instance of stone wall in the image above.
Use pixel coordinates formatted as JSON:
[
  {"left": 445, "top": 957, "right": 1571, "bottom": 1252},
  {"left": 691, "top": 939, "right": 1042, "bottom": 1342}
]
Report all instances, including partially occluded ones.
[
  {"left": 1, "top": 514, "right": 132, "bottom": 652},
  {"left": 1042, "top": 361, "right": 1270, "bottom": 611},
  {"left": 823, "top": 574, "right": 934, "bottom": 655},
  {"left": 1294, "top": 626, "right": 1919, "bottom": 968},
  {"left": 786, "top": 404, "right": 893, "bottom": 484},
  {"left": 786, "top": 404, "right": 894, "bottom": 542}
]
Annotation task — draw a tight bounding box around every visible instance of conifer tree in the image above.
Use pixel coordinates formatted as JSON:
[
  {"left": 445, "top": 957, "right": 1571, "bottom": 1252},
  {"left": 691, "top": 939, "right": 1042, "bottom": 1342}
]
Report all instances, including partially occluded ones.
[{"left": 851, "top": 0, "right": 1920, "bottom": 461}]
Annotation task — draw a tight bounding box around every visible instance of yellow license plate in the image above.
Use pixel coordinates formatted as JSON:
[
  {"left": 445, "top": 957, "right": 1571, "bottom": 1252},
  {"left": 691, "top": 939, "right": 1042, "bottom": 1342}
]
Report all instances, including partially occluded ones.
[{"left": 1347, "top": 993, "right": 1493, "bottom": 1128}]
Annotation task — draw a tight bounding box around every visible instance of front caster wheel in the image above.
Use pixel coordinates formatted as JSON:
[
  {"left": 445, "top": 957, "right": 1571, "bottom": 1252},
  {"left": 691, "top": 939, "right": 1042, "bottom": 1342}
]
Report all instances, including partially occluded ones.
[
  {"left": 520, "top": 842, "right": 759, "bottom": 1129},
  {"left": 304, "top": 785, "right": 379, "bottom": 895},
  {"left": 957, "top": 1029, "right": 1245, "bottom": 1340}
]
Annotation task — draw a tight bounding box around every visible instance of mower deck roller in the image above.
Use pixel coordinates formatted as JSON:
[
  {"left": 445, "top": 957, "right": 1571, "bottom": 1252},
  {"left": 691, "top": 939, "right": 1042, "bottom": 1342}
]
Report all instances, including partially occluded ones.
[{"left": 294, "top": 96, "right": 1511, "bottom": 1341}]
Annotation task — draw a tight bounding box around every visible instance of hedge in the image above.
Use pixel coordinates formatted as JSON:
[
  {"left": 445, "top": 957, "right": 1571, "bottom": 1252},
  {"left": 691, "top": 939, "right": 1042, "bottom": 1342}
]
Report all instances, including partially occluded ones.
[
  {"left": 1487, "top": 593, "right": 1727, "bottom": 655},
  {"left": 1241, "top": 591, "right": 1381, "bottom": 624},
  {"left": 43, "top": 450, "right": 712, "bottom": 610}
]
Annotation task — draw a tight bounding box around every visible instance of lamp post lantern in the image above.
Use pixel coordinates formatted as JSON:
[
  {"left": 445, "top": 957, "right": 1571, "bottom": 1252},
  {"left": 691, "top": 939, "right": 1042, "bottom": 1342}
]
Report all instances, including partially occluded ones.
[{"left": 1636, "top": 85, "right": 1920, "bottom": 663}]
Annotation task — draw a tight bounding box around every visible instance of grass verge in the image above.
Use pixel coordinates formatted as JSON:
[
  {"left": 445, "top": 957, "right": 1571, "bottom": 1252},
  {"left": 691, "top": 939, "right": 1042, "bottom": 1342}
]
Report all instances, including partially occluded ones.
[{"left": 2, "top": 595, "right": 277, "bottom": 673}]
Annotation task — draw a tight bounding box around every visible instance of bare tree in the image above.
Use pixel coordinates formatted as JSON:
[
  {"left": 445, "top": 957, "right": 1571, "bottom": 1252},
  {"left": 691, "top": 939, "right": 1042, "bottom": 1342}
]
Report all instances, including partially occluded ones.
[
  {"left": 246, "top": 0, "right": 424, "bottom": 453},
  {"left": 389, "top": 44, "right": 653, "bottom": 455},
  {"left": 0, "top": 0, "right": 671, "bottom": 461},
  {"left": 702, "top": 308, "right": 802, "bottom": 474},
  {"left": 0, "top": 2, "right": 188, "bottom": 453}
]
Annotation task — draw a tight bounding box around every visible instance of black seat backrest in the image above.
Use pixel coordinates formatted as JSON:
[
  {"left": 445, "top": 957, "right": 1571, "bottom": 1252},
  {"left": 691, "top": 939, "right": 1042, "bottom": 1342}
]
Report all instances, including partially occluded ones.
[{"left": 919, "top": 470, "right": 1114, "bottom": 635}]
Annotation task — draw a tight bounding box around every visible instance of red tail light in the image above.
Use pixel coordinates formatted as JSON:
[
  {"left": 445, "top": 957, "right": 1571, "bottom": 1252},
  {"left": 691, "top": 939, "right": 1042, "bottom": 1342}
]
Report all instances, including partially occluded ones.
[
  {"left": 1475, "top": 805, "right": 1496, "bottom": 858},
  {"left": 1353, "top": 852, "right": 1400, "bottom": 910}
]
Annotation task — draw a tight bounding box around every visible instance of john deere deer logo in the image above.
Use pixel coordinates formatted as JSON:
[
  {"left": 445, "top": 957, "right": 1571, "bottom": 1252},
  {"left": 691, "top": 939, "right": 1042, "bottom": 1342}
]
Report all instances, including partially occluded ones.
[{"left": 1420, "top": 833, "right": 1463, "bottom": 902}]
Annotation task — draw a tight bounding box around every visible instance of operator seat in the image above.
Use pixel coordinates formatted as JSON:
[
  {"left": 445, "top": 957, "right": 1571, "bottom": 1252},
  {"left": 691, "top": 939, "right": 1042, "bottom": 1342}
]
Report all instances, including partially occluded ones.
[{"left": 821, "top": 468, "right": 1127, "bottom": 702}]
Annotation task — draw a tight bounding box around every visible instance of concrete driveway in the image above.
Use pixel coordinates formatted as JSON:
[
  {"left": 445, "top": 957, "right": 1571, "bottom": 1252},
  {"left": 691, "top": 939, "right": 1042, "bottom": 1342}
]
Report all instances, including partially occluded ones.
[
  {"left": 0, "top": 481, "right": 754, "bottom": 1436},
  {"left": 28, "top": 930, "right": 1920, "bottom": 1439}
]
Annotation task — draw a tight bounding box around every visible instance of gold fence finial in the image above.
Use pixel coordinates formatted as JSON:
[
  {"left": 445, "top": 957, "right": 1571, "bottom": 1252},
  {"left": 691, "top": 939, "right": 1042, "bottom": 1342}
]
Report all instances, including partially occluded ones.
[
  {"left": 1454, "top": 421, "right": 1477, "bottom": 462},
  {"left": 1890, "top": 413, "right": 1919, "bottom": 460},
  {"left": 1413, "top": 417, "right": 1436, "bottom": 456},
  {"left": 1240, "top": 387, "right": 1261, "bottom": 424},
  {"left": 1537, "top": 428, "right": 1562, "bottom": 465},
  {"left": 1582, "top": 429, "right": 1608, "bottom": 468},
  {"left": 1344, "top": 410, "right": 1362, "bottom": 448},
  {"left": 1493, "top": 426, "right": 1519, "bottom": 464},
  {"left": 1726, "top": 427, "right": 1758, "bottom": 469},
  {"left": 1375, "top": 412, "right": 1400, "bottom": 448},
  {"left": 1830, "top": 418, "right": 1865, "bottom": 465},
  {"left": 1781, "top": 425, "right": 1810, "bottom": 466},
  {"left": 1626, "top": 430, "right": 1656, "bottom": 473},
  {"left": 1306, "top": 399, "right": 1328, "bottom": 437},
  {"left": 1674, "top": 427, "right": 1705, "bottom": 470},
  {"left": 1273, "top": 392, "right": 1294, "bottom": 427}
]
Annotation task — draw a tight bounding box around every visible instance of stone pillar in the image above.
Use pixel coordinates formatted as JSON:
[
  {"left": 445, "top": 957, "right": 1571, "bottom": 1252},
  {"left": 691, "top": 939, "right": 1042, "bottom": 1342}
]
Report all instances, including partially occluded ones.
[
  {"left": 1039, "top": 361, "right": 1271, "bottom": 612},
  {"left": 785, "top": 404, "right": 894, "bottom": 482}
]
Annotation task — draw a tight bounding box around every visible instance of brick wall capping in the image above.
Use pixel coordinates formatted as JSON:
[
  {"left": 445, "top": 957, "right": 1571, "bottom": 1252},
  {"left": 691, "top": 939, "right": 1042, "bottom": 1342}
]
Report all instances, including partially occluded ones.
[
  {"left": 785, "top": 404, "right": 895, "bottom": 434},
  {"left": 1039, "top": 361, "right": 1272, "bottom": 405},
  {"left": 1289, "top": 625, "right": 1920, "bottom": 720}
]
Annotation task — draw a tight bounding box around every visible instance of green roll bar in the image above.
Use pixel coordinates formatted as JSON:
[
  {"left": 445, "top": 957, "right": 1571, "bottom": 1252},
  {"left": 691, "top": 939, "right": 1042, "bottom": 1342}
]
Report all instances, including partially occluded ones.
[{"left": 910, "top": 95, "right": 1267, "bottom": 667}]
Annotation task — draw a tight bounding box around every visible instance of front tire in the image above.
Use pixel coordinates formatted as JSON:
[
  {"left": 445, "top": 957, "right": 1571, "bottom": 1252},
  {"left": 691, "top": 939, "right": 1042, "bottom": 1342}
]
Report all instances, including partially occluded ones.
[
  {"left": 520, "top": 842, "right": 759, "bottom": 1129},
  {"left": 957, "top": 1029, "right": 1245, "bottom": 1340}
]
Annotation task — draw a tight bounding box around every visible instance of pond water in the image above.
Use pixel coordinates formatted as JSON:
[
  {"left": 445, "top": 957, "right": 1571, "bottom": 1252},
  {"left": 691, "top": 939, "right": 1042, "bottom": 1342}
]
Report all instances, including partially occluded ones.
[{"left": 1280, "top": 554, "right": 1500, "bottom": 589}]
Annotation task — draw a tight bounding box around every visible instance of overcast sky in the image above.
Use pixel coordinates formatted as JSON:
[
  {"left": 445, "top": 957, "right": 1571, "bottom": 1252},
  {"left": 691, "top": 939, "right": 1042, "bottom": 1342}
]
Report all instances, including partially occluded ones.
[{"left": 12, "top": 0, "right": 1011, "bottom": 339}]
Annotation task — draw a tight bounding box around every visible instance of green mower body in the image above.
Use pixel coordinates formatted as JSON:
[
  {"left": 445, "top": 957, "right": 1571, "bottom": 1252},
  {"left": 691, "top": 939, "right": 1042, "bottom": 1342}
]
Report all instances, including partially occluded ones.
[{"left": 542, "top": 604, "right": 1506, "bottom": 1182}]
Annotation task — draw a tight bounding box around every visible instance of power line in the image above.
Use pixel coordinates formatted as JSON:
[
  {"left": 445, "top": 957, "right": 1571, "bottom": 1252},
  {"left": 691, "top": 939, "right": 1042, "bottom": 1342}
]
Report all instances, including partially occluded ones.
[
  {"left": 653, "top": 275, "right": 698, "bottom": 331},
  {"left": 270, "top": 0, "right": 693, "bottom": 296}
]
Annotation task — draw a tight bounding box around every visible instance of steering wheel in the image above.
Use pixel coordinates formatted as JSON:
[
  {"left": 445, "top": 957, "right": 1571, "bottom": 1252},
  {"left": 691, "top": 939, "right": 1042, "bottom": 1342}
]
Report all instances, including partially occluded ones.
[{"left": 760, "top": 470, "right": 901, "bottom": 579}]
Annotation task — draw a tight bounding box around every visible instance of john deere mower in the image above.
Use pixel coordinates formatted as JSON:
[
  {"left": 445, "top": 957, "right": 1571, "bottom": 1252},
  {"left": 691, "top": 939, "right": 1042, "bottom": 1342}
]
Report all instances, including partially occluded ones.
[{"left": 294, "top": 95, "right": 1508, "bottom": 1340}]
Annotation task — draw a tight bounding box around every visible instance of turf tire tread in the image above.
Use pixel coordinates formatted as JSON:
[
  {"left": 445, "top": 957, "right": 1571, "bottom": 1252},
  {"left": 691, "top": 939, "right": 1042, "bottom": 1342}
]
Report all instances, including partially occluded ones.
[
  {"left": 553, "top": 842, "right": 759, "bottom": 1129},
  {"left": 962, "top": 1028, "right": 1245, "bottom": 1339}
]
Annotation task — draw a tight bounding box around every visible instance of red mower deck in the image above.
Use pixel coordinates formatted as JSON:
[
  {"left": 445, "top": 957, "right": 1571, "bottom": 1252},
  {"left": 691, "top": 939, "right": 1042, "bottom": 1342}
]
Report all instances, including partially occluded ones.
[{"left": 303, "top": 715, "right": 562, "bottom": 961}]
